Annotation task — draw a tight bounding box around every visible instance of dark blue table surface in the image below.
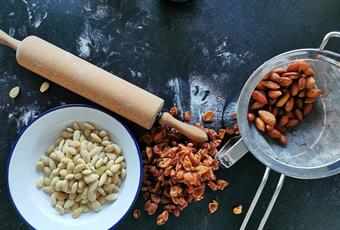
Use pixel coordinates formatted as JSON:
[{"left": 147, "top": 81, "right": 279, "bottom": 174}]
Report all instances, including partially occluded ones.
[{"left": 1, "top": 0, "right": 340, "bottom": 229}]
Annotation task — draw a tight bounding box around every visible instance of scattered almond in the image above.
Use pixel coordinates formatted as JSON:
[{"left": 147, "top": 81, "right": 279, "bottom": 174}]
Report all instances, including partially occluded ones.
[
  {"left": 208, "top": 200, "right": 219, "bottom": 214},
  {"left": 40, "top": 81, "right": 50, "bottom": 93},
  {"left": 232, "top": 205, "right": 242, "bottom": 215},
  {"left": 202, "top": 111, "right": 215, "bottom": 122},
  {"left": 9, "top": 86, "right": 20, "bottom": 98}
]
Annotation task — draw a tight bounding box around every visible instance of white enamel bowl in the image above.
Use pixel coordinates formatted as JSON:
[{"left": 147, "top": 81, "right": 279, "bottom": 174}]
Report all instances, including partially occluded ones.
[{"left": 7, "top": 104, "right": 142, "bottom": 230}]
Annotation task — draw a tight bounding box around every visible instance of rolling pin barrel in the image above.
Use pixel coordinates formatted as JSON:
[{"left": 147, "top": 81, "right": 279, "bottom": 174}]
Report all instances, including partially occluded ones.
[
  {"left": 0, "top": 30, "right": 208, "bottom": 143},
  {"left": 16, "top": 36, "right": 164, "bottom": 129}
]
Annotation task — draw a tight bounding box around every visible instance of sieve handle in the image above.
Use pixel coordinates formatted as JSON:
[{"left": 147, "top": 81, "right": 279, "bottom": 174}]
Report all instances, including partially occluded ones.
[
  {"left": 215, "top": 136, "right": 249, "bottom": 168},
  {"left": 319, "top": 31, "right": 340, "bottom": 50}
]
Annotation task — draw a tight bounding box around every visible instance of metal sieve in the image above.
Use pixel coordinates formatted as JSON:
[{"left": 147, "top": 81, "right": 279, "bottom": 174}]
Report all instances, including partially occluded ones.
[{"left": 216, "top": 31, "right": 340, "bottom": 230}]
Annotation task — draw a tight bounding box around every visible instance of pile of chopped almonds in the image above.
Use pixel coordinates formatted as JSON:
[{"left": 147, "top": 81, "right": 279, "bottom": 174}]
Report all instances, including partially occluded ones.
[{"left": 138, "top": 108, "right": 238, "bottom": 225}]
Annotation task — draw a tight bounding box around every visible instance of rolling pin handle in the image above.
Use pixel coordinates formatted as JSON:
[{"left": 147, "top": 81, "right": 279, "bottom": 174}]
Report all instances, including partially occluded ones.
[
  {"left": 0, "top": 29, "right": 21, "bottom": 50},
  {"left": 159, "top": 112, "right": 208, "bottom": 143}
]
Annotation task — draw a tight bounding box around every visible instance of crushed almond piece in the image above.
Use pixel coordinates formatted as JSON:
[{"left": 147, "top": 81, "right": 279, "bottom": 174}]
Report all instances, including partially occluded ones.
[
  {"left": 183, "top": 111, "right": 192, "bottom": 122},
  {"left": 202, "top": 111, "right": 215, "bottom": 122},
  {"left": 233, "top": 205, "right": 243, "bottom": 215},
  {"left": 208, "top": 200, "right": 219, "bottom": 214},
  {"left": 132, "top": 209, "right": 141, "bottom": 219},
  {"left": 169, "top": 106, "right": 179, "bottom": 116}
]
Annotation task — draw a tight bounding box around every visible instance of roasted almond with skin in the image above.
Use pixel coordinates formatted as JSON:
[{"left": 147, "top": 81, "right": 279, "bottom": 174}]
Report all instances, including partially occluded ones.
[
  {"left": 268, "top": 129, "right": 282, "bottom": 139},
  {"left": 279, "top": 77, "right": 293, "bottom": 87},
  {"left": 252, "top": 90, "right": 268, "bottom": 104},
  {"left": 305, "top": 76, "right": 315, "bottom": 89},
  {"left": 298, "top": 77, "right": 306, "bottom": 90},
  {"left": 279, "top": 115, "right": 289, "bottom": 127},
  {"left": 306, "top": 88, "right": 324, "bottom": 97},
  {"left": 272, "top": 67, "right": 286, "bottom": 75},
  {"left": 272, "top": 107, "right": 279, "bottom": 116},
  {"left": 266, "top": 125, "right": 274, "bottom": 131},
  {"left": 282, "top": 72, "right": 300, "bottom": 79},
  {"left": 270, "top": 73, "right": 281, "bottom": 82},
  {"left": 305, "top": 97, "right": 316, "bottom": 104},
  {"left": 255, "top": 117, "right": 266, "bottom": 132},
  {"left": 258, "top": 110, "right": 276, "bottom": 126},
  {"left": 295, "top": 109, "right": 303, "bottom": 120},
  {"left": 295, "top": 98, "right": 304, "bottom": 109},
  {"left": 287, "top": 61, "right": 300, "bottom": 72},
  {"left": 262, "top": 81, "right": 280, "bottom": 90},
  {"left": 284, "top": 97, "right": 295, "bottom": 112},
  {"left": 298, "top": 90, "right": 306, "bottom": 98},
  {"left": 256, "top": 81, "right": 267, "bottom": 90},
  {"left": 268, "top": 90, "right": 282, "bottom": 98},
  {"left": 286, "top": 119, "right": 299, "bottom": 127},
  {"left": 279, "top": 135, "right": 287, "bottom": 145},
  {"left": 303, "top": 103, "right": 313, "bottom": 116},
  {"left": 247, "top": 113, "right": 255, "bottom": 122},
  {"left": 268, "top": 97, "right": 277, "bottom": 105},
  {"left": 276, "top": 93, "right": 290, "bottom": 107},
  {"left": 250, "top": 102, "right": 265, "bottom": 110},
  {"left": 290, "top": 83, "right": 299, "bottom": 97}
]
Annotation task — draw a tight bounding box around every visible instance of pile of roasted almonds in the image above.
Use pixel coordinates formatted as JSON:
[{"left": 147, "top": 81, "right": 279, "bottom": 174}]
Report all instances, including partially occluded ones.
[
  {"left": 248, "top": 60, "right": 324, "bottom": 144},
  {"left": 138, "top": 108, "right": 236, "bottom": 225}
]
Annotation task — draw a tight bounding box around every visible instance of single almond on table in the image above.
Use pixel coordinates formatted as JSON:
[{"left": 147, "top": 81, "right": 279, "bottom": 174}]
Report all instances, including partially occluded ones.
[
  {"left": 9, "top": 86, "right": 20, "bottom": 98},
  {"left": 258, "top": 110, "right": 276, "bottom": 126},
  {"left": 255, "top": 117, "right": 266, "bottom": 132},
  {"left": 40, "top": 81, "right": 50, "bottom": 93},
  {"left": 252, "top": 90, "right": 268, "bottom": 104},
  {"left": 232, "top": 205, "right": 242, "bottom": 215}
]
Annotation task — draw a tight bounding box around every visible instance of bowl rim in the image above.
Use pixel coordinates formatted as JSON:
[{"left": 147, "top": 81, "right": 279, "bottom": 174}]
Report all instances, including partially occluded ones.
[{"left": 6, "top": 104, "right": 143, "bottom": 230}]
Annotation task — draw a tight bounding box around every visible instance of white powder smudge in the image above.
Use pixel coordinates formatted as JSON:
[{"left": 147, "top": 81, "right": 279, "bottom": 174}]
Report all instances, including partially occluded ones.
[
  {"left": 90, "top": 5, "right": 109, "bottom": 20},
  {"left": 215, "top": 40, "right": 253, "bottom": 67},
  {"left": 189, "top": 74, "right": 227, "bottom": 123},
  {"left": 8, "top": 105, "right": 39, "bottom": 130},
  {"left": 167, "top": 78, "right": 184, "bottom": 116},
  {"left": 21, "top": 0, "right": 49, "bottom": 29},
  {"left": 77, "top": 21, "right": 92, "bottom": 58}
]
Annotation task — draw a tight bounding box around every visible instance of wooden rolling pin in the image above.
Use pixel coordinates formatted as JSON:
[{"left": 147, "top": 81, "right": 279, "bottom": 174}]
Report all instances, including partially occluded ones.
[{"left": 0, "top": 30, "right": 207, "bottom": 143}]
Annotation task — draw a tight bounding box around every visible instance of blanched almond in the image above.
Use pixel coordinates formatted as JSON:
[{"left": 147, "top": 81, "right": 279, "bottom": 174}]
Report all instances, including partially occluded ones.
[
  {"left": 9, "top": 86, "right": 20, "bottom": 98},
  {"left": 40, "top": 82, "right": 50, "bottom": 93}
]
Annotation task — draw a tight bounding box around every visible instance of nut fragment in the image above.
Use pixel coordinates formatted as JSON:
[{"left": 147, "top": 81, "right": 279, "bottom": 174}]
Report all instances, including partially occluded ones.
[
  {"left": 133, "top": 209, "right": 141, "bottom": 219},
  {"left": 208, "top": 200, "right": 219, "bottom": 214},
  {"left": 169, "top": 107, "right": 178, "bottom": 116},
  {"left": 233, "top": 205, "right": 242, "bottom": 215},
  {"left": 183, "top": 112, "right": 192, "bottom": 122},
  {"left": 9, "top": 86, "right": 20, "bottom": 98},
  {"left": 40, "top": 81, "right": 50, "bottom": 93},
  {"left": 202, "top": 111, "right": 215, "bottom": 122}
]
